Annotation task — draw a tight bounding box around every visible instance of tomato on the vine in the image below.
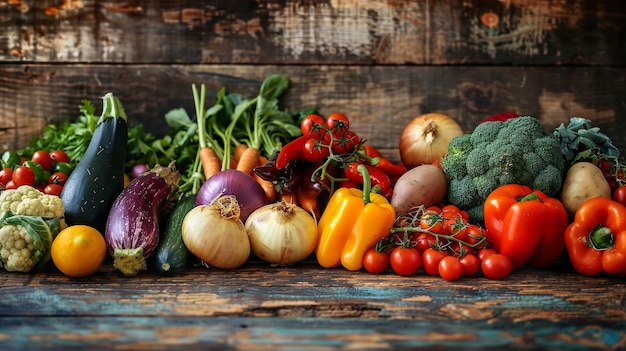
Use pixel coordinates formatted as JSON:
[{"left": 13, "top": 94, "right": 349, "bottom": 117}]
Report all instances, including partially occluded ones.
[
  {"left": 390, "top": 246, "right": 421, "bottom": 276},
  {"left": 415, "top": 233, "right": 436, "bottom": 253},
  {"left": 438, "top": 256, "right": 463, "bottom": 281},
  {"left": 419, "top": 209, "right": 444, "bottom": 232},
  {"left": 459, "top": 254, "right": 480, "bottom": 277},
  {"left": 422, "top": 248, "right": 448, "bottom": 276},
  {"left": 301, "top": 114, "right": 327, "bottom": 140},
  {"left": 0, "top": 167, "right": 13, "bottom": 185},
  {"left": 325, "top": 112, "right": 350, "bottom": 137},
  {"left": 481, "top": 254, "right": 512, "bottom": 280},
  {"left": 302, "top": 138, "right": 330, "bottom": 162},
  {"left": 613, "top": 186, "right": 626, "bottom": 207},
  {"left": 363, "top": 248, "right": 390, "bottom": 274},
  {"left": 331, "top": 130, "right": 359, "bottom": 154},
  {"left": 12, "top": 165, "right": 35, "bottom": 187},
  {"left": 31, "top": 150, "right": 54, "bottom": 172}
]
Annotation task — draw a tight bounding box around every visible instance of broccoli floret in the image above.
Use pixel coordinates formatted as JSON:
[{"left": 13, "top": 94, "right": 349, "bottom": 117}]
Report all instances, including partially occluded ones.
[
  {"left": 465, "top": 148, "right": 490, "bottom": 178},
  {"left": 447, "top": 176, "right": 479, "bottom": 209},
  {"left": 441, "top": 116, "right": 565, "bottom": 222},
  {"left": 441, "top": 134, "right": 472, "bottom": 180},
  {"left": 532, "top": 165, "right": 563, "bottom": 196},
  {"left": 470, "top": 120, "right": 503, "bottom": 146}
]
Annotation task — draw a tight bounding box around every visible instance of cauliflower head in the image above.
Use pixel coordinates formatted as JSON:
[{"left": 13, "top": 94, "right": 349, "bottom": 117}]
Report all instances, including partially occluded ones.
[
  {"left": 0, "top": 185, "right": 65, "bottom": 218},
  {"left": 0, "top": 211, "right": 59, "bottom": 273},
  {"left": 441, "top": 116, "right": 565, "bottom": 222}
]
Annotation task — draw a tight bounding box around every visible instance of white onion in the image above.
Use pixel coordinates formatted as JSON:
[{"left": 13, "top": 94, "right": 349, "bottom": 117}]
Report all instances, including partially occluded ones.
[
  {"left": 399, "top": 113, "right": 464, "bottom": 169},
  {"left": 245, "top": 202, "right": 318, "bottom": 265},
  {"left": 182, "top": 195, "right": 250, "bottom": 269}
]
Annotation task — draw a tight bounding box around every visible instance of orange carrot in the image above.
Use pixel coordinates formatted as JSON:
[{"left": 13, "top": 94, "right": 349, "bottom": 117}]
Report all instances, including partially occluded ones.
[
  {"left": 233, "top": 143, "right": 249, "bottom": 163},
  {"left": 200, "top": 147, "right": 221, "bottom": 180},
  {"left": 254, "top": 172, "right": 277, "bottom": 202},
  {"left": 236, "top": 146, "right": 260, "bottom": 176},
  {"left": 296, "top": 185, "right": 320, "bottom": 220}
]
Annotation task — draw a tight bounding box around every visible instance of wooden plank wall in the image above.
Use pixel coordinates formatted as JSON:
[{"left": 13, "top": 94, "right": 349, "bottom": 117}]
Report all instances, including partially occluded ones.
[{"left": 1, "top": 0, "right": 625, "bottom": 161}]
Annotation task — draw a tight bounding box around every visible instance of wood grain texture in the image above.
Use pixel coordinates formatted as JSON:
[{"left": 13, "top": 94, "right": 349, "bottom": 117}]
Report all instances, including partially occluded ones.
[
  {"left": 1, "top": 0, "right": 624, "bottom": 65},
  {"left": 0, "top": 262, "right": 625, "bottom": 350},
  {"left": 2, "top": 64, "right": 625, "bottom": 159}
]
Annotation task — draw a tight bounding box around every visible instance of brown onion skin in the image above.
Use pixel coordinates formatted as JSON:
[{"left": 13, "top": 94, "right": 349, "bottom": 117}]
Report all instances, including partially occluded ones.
[
  {"left": 105, "top": 166, "right": 178, "bottom": 258},
  {"left": 196, "top": 169, "right": 268, "bottom": 222},
  {"left": 399, "top": 113, "right": 464, "bottom": 169}
]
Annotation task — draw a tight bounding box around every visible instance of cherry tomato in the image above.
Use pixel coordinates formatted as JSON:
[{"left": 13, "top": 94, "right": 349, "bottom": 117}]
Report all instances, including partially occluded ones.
[
  {"left": 0, "top": 167, "right": 13, "bottom": 185},
  {"left": 481, "top": 254, "right": 512, "bottom": 280},
  {"left": 325, "top": 112, "right": 350, "bottom": 137},
  {"left": 421, "top": 247, "right": 448, "bottom": 276},
  {"left": 419, "top": 209, "right": 444, "bottom": 233},
  {"left": 31, "top": 150, "right": 54, "bottom": 171},
  {"left": 331, "top": 130, "right": 359, "bottom": 154},
  {"left": 43, "top": 183, "right": 63, "bottom": 196},
  {"left": 464, "top": 225, "right": 485, "bottom": 246},
  {"left": 438, "top": 256, "right": 463, "bottom": 281},
  {"left": 50, "top": 149, "right": 70, "bottom": 164},
  {"left": 4, "top": 180, "right": 17, "bottom": 190},
  {"left": 390, "top": 246, "right": 421, "bottom": 276},
  {"left": 302, "top": 138, "right": 330, "bottom": 162},
  {"left": 48, "top": 171, "right": 69, "bottom": 186},
  {"left": 301, "top": 114, "right": 327, "bottom": 140},
  {"left": 415, "top": 233, "right": 436, "bottom": 253},
  {"left": 477, "top": 248, "right": 497, "bottom": 263},
  {"left": 613, "top": 186, "right": 626, "bottom": 207},
  {"left": 363, "top": 248, "right": 390, "bottom": 274},
  {"left": 12, "top": 165, "right": 36, "bottom": 187},
  {"left": 459, "top": 254, "right": 480, "bottom": 277}
]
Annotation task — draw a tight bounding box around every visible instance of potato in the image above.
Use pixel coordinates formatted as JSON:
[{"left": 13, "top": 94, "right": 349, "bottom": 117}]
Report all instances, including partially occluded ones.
[
  {"left": 560, "top": 161, "right": 611, "bottom": 216},
  {"left": 391, "top": 164, "right": 448, "bottom": 215}
]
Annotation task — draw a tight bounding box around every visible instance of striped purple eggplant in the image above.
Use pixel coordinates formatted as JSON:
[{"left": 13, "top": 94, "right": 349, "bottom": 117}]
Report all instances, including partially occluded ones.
[{"left": 105, "top": 162, "right": 180, "bottom": 276}]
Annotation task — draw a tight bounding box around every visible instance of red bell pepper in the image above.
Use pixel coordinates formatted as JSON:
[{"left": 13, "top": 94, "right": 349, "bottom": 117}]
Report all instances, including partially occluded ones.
[
  {"left": 564, "top": 197, "right": 626, "bottom": 277},
  {"left": 483, "top": 184, "right": 569, "bottom": 269}
]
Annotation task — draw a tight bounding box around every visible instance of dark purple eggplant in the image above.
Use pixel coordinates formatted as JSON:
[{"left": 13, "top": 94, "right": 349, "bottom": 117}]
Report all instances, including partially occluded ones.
[{"left": 105, "top": 162, "right": 180, "bottom": 276}]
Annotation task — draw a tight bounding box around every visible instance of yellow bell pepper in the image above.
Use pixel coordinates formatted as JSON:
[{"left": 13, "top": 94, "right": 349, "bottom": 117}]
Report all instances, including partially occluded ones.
[{"left": 316, "top": 164, "right": 396, "bottom": 271}]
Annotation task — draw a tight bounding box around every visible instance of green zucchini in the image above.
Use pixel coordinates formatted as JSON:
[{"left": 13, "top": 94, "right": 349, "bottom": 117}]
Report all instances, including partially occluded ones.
[
  {"left": 60, "top": 93, "right": 128, "bottom": 234},
  {"left": 153, "top": 194, "right": 197, "bottom": 276}
]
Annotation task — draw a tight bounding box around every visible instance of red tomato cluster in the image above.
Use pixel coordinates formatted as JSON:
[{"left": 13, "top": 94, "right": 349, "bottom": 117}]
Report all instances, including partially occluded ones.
[
  {"left": 362, "top": 204, "right": 512, "bottom": 281},
  {"left": 0, "top": 149, "right": 72, "bottom": 196},
  {"left": 300, "top": 113, "right": 360, "bottom": 163}
]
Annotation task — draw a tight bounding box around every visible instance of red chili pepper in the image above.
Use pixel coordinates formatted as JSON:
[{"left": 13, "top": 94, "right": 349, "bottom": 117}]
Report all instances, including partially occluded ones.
[
  {"left": 276, "top": 136, "right": 309, "bottom": 169},
  {"left": 362, "top": 144, "right": 407, "bottom": 180},
  {"left": 344, "top": 162, "right": 392, "bottom": 199}
]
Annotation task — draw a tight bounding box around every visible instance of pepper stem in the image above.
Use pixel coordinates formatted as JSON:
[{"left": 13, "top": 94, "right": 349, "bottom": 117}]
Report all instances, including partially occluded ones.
[
  {"left": 517, "top": 192, "right": 540, "bottom": 202},
  {"left": 357, "top": 164, "right": 372, "bottom": 204},
  {"left": 589, "top": 225, "right": 615, "bottom": 250}
]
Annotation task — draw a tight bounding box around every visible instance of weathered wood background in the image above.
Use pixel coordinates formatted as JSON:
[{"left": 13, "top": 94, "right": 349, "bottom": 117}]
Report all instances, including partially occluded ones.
[
  {"left": 1, "top": 1, "right": 626, "bottom": 350},
  {"left": 1, "top": 0, "right": 626, "bottom": 160}
]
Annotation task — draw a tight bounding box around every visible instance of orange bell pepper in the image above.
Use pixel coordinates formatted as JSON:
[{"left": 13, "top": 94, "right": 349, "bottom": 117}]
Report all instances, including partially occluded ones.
[
  {"left": 316, "top": 164, "right": 396, "bottom": 271},
  {"left": 564, "top": 197, "right": 626, "bottom": 277},
  {"left": 483, "top": 184, "right": 569, "bottom": 269}
]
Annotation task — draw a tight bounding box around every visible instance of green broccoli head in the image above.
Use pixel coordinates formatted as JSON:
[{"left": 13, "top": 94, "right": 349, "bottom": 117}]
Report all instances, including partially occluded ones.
[{"left": 441, "top": 116, "right": 565, "bottom": 222}]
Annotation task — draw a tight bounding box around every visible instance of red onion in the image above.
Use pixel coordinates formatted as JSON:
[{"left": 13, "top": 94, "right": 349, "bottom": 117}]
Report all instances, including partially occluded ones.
[{"left": 196, "top": 169, "right": 268, "bottom": 222}]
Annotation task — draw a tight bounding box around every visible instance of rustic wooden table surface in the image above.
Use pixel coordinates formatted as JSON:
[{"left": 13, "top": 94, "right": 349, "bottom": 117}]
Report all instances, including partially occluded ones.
[{"left": 1, "top": 259, "right": 624, "bottom": 350}]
